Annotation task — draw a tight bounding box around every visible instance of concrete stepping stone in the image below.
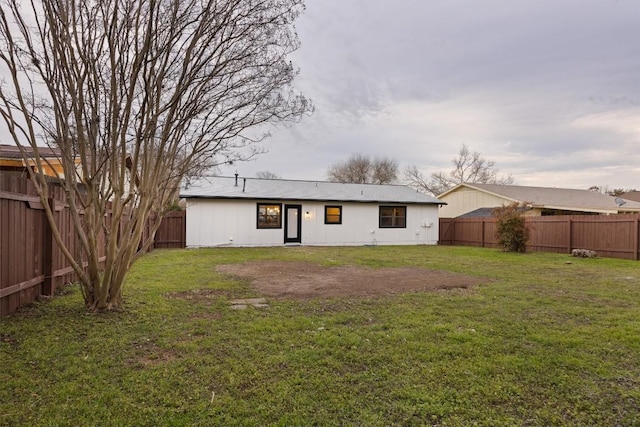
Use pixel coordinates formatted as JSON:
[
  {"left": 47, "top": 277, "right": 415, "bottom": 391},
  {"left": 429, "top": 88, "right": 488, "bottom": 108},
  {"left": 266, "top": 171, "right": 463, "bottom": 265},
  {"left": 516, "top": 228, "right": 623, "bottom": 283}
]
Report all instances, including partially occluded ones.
[{"left": 229, "top": 298, "right": 269, "bottom": 309}]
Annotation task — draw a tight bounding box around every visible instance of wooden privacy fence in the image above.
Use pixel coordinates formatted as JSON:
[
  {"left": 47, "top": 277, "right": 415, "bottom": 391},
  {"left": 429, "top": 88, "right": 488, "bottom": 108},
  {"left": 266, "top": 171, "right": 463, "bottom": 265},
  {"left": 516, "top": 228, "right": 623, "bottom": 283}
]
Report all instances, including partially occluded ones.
[
  {"left": 154, "top": 211, "right": 186, "bottom": 249},
  {"left": 0, "top": 173, "right": 186, "bottom": 316},
  {"left": 439, "top": 214, "right": 640, "bottom": 260}
]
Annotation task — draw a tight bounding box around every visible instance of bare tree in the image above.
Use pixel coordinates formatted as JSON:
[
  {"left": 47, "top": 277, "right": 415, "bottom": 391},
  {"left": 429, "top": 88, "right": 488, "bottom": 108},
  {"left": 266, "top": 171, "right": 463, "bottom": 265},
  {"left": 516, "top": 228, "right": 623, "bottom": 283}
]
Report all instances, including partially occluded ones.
[
  {"left": 0, "top": 0, "right": 311, "bottom": 311},
  {"left": 327, "top": 154, "right": 398, "bottom": 184},
  {"left": 588, "top": 185, "right": 635, "bottom": 197},
  {"left": 327, "top": 154, "right": 371, "bottom": 184},
  {"left": 404, "top": 166, "right": 455, "bottom": 197},
  {"left": 256, "top": 171, "right": 281, "bottom": 179},
  {"left": 405, "top": 144, "right": 513, "bottom": 195},
  {"left": 371, "top": 157, "right": 399, "bottom": 184}
]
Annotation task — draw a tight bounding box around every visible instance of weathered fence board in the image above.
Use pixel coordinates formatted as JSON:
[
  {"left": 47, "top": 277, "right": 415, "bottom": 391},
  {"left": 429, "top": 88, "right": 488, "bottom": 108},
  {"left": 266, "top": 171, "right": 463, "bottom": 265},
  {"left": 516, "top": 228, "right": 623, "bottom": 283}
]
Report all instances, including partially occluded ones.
[
  {"left": 440, "top": 214, "right": 640, "bottom": 260},
  {"left": 0, "top": 174, "right": 47, "bottom": 316}
]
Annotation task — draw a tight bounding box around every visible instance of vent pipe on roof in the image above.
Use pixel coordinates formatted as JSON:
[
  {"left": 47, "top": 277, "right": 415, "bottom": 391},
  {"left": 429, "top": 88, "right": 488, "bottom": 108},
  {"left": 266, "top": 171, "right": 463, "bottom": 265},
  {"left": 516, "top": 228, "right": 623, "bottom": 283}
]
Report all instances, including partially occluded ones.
[
  {"left": 234, "top": 172, "right": 239, "bottom": 187},
  {"left": 243, "top": 178, "right": 246, "bottom": 192}
]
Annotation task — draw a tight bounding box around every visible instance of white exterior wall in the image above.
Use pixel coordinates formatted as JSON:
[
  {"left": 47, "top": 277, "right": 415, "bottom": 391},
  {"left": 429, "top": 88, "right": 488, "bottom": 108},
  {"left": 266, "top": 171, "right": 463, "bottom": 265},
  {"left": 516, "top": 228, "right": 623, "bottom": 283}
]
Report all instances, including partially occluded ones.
[
  {"left": 438, "top": 187, "right": 511, "bottom": 218},
  {"left": 186, "top": 199, "right": 440, "bottom": 247}
]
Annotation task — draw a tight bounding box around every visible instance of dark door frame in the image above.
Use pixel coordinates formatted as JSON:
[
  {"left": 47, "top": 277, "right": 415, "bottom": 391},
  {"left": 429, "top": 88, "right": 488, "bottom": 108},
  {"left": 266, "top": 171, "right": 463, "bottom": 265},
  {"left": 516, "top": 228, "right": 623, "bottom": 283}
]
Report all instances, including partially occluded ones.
[{"left": 284, "top": 204, "right": 302, "bottom": 244}]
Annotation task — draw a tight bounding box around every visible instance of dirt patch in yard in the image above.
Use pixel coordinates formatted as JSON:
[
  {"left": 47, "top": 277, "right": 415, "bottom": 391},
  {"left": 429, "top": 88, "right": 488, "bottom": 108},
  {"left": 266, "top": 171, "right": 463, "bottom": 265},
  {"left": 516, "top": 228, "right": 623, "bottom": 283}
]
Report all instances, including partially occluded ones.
[{"left": 216, "top": 261, "right": 486, "bottom": 299}]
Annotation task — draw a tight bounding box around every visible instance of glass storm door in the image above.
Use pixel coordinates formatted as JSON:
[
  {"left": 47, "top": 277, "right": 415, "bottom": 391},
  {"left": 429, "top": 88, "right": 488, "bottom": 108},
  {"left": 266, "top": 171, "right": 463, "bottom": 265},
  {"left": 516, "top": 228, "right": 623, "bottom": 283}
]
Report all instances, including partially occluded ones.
[{"left": 284, "top": 205, "right": 302, "bottom": 244}]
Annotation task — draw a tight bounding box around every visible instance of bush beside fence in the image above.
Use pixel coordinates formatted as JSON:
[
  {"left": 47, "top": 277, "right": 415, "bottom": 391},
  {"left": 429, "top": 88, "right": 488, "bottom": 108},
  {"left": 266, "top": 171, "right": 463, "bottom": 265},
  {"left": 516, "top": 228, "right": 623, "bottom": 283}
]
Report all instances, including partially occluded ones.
[{"left": 439, "top": 214, "right": 640, "bottom": 260}]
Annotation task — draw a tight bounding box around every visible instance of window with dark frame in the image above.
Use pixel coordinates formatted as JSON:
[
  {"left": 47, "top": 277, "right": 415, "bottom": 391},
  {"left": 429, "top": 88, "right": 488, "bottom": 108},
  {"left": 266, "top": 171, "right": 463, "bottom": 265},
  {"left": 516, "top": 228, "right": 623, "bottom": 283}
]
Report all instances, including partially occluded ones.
[
  {"left": 257, "top": 203, "right": 282, "bottom": 229},
  {"left": 379, "top": 206, "right": 406, "bottom": 228},
  {"left": 324, "top": 205, "right": 342, "bottom": 224}
]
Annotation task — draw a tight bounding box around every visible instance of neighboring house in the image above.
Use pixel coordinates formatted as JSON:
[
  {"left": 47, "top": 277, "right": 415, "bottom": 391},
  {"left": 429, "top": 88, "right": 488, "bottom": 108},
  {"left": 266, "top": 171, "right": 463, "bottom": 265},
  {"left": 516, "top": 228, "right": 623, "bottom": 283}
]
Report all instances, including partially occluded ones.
[
  {"left": 0, "top": 144, "right": 73, "bottom": 178},
  {"left": 180, "top": 176, "right": 444, "bottom": 247},
  {"left": 0, "top": 144, "right": 142, "bottom": 196},
  {"left": 438, "top": 183, "right": 640, "bottom": 218},
  {"left": 621, "top": 191, "right": 640, "bottom": 203}
]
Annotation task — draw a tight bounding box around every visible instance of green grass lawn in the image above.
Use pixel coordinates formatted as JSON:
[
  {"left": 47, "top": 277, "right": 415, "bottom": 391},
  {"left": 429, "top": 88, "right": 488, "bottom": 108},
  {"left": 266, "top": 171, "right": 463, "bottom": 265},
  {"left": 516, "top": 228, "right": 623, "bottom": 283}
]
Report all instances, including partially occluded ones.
[{"left": 1, "top": 246, "right": 639, "bottom": 426}]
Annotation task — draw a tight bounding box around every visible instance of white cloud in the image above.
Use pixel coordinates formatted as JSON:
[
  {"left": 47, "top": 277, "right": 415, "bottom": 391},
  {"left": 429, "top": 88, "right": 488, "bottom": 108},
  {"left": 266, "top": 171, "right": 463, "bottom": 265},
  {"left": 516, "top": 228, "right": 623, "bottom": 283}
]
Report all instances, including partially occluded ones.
[
  {"left": 571, "top": 108, "right": 640, "bottom": 145},
  {"left": 5, "top": 0, "right": 639, "bottom": 190}
]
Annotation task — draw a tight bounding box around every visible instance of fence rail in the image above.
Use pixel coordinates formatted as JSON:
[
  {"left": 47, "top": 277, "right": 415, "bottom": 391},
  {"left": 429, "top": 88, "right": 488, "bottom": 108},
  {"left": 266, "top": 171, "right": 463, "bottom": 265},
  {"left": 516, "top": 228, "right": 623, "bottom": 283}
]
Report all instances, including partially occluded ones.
[
  {"left": 439, "top": 214, "right": 640, "bottom": 260},
  {"left": 0, "top": 172, "right": 185, "bottom": 316}
]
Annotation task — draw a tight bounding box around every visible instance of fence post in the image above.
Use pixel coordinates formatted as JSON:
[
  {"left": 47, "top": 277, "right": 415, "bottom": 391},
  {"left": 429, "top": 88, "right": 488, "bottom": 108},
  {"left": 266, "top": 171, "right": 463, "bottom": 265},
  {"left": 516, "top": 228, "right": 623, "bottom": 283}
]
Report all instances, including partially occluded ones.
[
  {"left": 181, "top": 210, "right": 186, "bottom": 248},
  {"left": 42, "top": 197, "right": 56, "bottom": 296},
  {"left": 451, "top": 219, "right": 456, "bottom": 245},
  {"left": 481, "top": 219, "right": 485, "bottom": 247},
  {"left": 567, "top": 218, "right": 572, "bottom": 254},
  {"left": 634, "top": 216, "right": 639, "bottom": 261}
]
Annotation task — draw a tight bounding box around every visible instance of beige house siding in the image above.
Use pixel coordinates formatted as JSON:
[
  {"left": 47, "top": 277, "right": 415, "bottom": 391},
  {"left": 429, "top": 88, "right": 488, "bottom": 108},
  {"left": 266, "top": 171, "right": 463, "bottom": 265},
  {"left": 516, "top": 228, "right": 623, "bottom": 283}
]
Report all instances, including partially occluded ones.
[
  {"left": 525, "top": 208, "right": 545, "bottom": 217},
  {"left": 438, "top": 187, "right": 512, "bottom": 218},
  {"left": 438, "top": 183, "right": 640, "bottom": 218}
]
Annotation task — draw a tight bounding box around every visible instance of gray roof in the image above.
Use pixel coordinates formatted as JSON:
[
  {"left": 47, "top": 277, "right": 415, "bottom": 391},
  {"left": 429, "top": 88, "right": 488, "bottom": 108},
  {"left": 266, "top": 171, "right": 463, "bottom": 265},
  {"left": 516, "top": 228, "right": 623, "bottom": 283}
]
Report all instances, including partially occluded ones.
[
  {"left": 181, "top": 176, "right": 444, "bottom": 204},
  {"left": 442, "top": 183, "right": 640, "bottom": 213},
  {"left": 457, "top": 207, "right": 496, "bottom": 218},
  {"left": 621, "top": 191, "right": 640, "bottom": 203},
  {"left": 0, "top": 144, "right": 62, "bottom": 159}
]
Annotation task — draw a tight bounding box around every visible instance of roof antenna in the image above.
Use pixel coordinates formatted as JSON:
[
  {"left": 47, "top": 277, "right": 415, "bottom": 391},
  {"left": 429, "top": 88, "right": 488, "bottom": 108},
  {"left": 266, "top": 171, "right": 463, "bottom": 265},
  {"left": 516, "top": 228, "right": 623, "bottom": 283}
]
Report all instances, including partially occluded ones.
[{"left": 234, "top": 172, "right": 238, "bottom": 187}]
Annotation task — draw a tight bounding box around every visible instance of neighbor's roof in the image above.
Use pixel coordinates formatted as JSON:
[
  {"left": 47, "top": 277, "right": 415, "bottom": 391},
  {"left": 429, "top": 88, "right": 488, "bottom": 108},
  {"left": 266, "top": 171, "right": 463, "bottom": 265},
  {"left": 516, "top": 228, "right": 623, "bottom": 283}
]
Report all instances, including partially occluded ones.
[
  {"left": 439, "top": 183, "right": 640, "bottom": 213},
  {"left": 621, "top": 191, "right": 640, "bottom": 203},
  {"left": 457, "top": 207, "right": 496, "bottom": 218},
  {"left": 181, "top": 176, "right": 444, "bottom": 204},
  {"left": 0, "top": 144, "right": 63, "bottom": 159}
]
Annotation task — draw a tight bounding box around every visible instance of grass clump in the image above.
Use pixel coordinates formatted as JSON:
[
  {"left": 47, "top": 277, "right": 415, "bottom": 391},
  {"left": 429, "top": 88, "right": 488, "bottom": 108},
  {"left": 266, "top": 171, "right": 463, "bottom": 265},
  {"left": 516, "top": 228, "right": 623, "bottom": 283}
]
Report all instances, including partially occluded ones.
[{"left": 1, "top": 246, "right": 639, "bottom": 426}]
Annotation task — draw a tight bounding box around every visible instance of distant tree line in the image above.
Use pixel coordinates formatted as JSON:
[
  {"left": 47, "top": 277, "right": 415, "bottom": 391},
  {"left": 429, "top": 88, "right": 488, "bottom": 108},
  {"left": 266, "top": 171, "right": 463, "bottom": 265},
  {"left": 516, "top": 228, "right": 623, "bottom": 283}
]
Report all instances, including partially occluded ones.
[
  {"left": 326, "top": 144, "right": 512, "bottom": 195},
  {"left": 327, "top": 154, "right": 399, "bottom": 184}
]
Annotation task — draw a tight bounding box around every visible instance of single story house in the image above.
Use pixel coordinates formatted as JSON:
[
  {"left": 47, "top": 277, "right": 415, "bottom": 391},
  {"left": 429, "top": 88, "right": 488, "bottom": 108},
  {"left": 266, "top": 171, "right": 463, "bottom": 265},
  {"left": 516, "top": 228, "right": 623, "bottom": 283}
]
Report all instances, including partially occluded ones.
[
  {"left": 438, "top": 183, "right": 640, "bottom": 218},
  {"left": 180, "top": 176, "right": 445, "bottom": 247}
]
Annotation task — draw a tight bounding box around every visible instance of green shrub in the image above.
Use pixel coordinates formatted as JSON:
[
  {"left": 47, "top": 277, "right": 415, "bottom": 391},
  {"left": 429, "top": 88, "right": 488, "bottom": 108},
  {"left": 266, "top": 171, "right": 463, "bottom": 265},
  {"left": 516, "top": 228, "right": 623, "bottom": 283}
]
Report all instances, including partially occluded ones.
[{"left": 493, "top": 202, "right": 529, "bottom": 252}]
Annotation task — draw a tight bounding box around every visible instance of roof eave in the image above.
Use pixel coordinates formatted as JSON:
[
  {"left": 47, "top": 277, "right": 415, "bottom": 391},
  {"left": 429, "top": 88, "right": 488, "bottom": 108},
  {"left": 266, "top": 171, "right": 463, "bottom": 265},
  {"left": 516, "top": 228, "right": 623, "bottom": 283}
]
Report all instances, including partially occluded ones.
[
  {"left": 439, "top": 183, "right": 519, "bottom": 204},
  {"left": 539, "top": 205, "right": 618, "bottom": 214},
  {"left": 180, "top": 194, "right": 441, "bottom": 204}
]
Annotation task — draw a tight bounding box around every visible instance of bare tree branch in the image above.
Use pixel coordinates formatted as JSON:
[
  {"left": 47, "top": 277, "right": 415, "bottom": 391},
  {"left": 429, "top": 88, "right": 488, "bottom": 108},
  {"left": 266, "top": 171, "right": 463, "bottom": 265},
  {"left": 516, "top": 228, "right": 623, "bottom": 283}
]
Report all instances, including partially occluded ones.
[
  {"left": 255, "top": 171, "right": 281, "bottom": 179},
  {"left": 404, "top": 144, "right": 513, "bottom": 196},
  {"left": 327, "top": 154, "right": 398, "bottom": 184},
  {"left": 371, "top": 157, "right": 398, "bottom": 184}
]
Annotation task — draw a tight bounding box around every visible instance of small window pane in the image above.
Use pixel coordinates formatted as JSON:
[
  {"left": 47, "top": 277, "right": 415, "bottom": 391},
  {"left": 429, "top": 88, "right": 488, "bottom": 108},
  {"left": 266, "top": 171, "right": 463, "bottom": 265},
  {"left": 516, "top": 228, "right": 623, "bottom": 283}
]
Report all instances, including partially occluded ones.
[
  {"left": 325, "top": 206, "right": 342, "bottom": 224},
  {"left": 257, "top": 204, "right": 282, "bottom": 228}
]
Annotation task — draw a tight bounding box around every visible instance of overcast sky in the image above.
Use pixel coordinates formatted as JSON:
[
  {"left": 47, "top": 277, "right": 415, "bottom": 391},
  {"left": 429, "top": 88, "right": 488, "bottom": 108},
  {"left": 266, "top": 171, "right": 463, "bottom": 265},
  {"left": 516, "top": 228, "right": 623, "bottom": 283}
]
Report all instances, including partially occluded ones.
[{"left": 221, "top": 0, "right": 640, "bottom": 190}]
